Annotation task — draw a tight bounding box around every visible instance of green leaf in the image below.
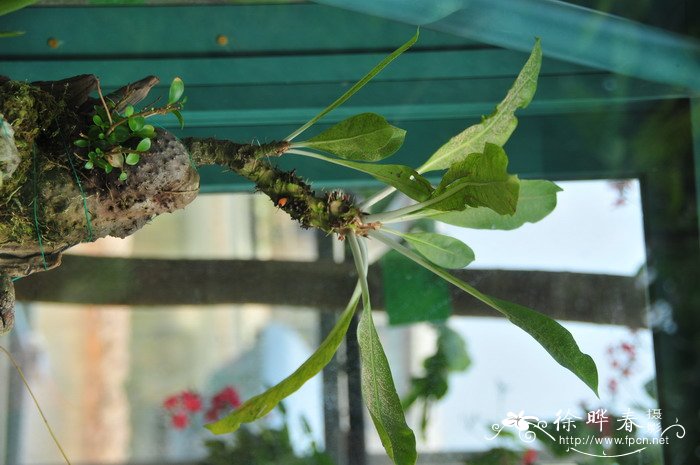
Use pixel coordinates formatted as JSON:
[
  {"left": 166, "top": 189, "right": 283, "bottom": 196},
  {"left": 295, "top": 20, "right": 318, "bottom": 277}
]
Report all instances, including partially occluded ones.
[
  {"left": 0, "top": 0, "right": 37, "bottom": 17},
  {"left": 291, "top": 151, "right": 433, "bottom": 202},
  {"left": 302, "top": 113, "right": 405, "bottom": 161},
  {"left": 112, "top": 125, "right": 131, "bottom": 144},
  {"left": 84, "top": 160, "right": 93, "bottom": 169},
  {"left": 135, "top": 138, "right": 151, "bottom": 152},
  {"left": 358, "top": 301, "right": 417, "bottom": 465},
  {"left": 401, "top": 232, "right": 474, "bottom": 269},
  {"left": 207, "top": 286, "right": 361, "bottom": 434},
  {"left": 286, "top": 30, "right": 419, "bottom": 141},
  {"left": 118, "top": 172, "right": 128, "bottom": 181},
  {"left": 92, "top": 114, "right": 103, "bottom": 126},
  {"left": 136, "top": 124, "right": 156, "bottom": 138},
  {"left": 94, "top": 105, "right": 109, "bottom": 121},
  {"left": 428, "top": 180, "right": 561, "bottom": 230},
  {"left": 347, "top": 234, "right": 416, "bottom": 465},
  {"left": 73, "top": 139, "right": 88, "bottom": 147},
  {"left": 125, "top": 153, "right": 140, "bottom": 166},
  {"left": 96, "top": 159, "right": 113, "bottom": 173},
  {"left": 123, "top": 105, "right": 134, "bottom": 117},
  {"left": 172, "top": 110, "right": 185, "bottom": 129},
  {"left": 87, "top": 125, "right": 102, "bottom": 140},
  {"left": 419, "top": 39, "right": 541, "bottom": 173},
  {"left": 486, "top": 295, "right": 599, "bottom": 395},
  {"left": 342, "top": 160, "right": 432, "bottom": 201},
  {"left": 128, "top": 116, "right": 145, "bottom": 132},
  {"left": 373, "top": 232, "right": 599, "bottom": 396},
  {"left": 0, "top": 31, "right": 25, "bottom": 38},
  {"left": 168, "top": 77, "right": 185, "bottom": 105},
  {"left": 429, "top": 143, "right": 519, "bottom": 215}
]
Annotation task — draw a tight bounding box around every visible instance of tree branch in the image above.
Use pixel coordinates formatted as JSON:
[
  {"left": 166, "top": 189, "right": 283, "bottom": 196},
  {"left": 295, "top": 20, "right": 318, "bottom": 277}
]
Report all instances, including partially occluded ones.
[{"left": 183, "top": 137, "right": 363, "bottom": 235}]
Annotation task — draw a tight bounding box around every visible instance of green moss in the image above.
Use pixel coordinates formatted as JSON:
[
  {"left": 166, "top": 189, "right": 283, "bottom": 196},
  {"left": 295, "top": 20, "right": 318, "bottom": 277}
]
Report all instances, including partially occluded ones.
[{"left": 0, "top": 80, "right": 79, "bottom": 246}]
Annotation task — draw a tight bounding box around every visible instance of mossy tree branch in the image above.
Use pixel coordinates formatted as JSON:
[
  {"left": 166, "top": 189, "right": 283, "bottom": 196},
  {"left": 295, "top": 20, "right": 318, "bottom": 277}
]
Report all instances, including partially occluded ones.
[
  {"left": 183, "top": 137, "right": 363, "bottom": 236},
  {"left": 0, "top": 75, "right": 372, "bottom": 335}
]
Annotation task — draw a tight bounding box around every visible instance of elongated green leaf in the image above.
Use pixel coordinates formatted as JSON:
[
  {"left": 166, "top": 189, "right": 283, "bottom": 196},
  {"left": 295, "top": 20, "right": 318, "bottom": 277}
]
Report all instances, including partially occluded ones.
[
  {"left": 348, "top": 234, "right": 417, "bottom": 465},
  {"left": 485, "top": 295, "right": 598, "bottom": 394},
  {"left": 172, "top": 110, "right": 185, "bottom": 129},
  {"left": 428, "top": 180, "right": 561, "bottom": 229},
  {"left": 0, "top": 31, "right": 24, "bottom": 38},
  {"left": 286, "top": 30, "right": 419, "bottom": 141},
  {"left": 301, "top": 113, "right": 406, "bottom": 161},
  {"left": 419, "top": 39, "right": 542, "bottom": 173},
  {"left": 429, "top": 143, "right": 519, "bottom": 214},
  {"left": 0, "top": 0, "right": 36, "bottom": 16},
  {"left": 291, "top": 150, "right": 433, "bottom": 201},
  {"left": 401, "top": 232, "right": 474, "bottom": 269},
  {"left": 168, "top": 77, "right": 185, "bottom": 105},
  {"left": 206, "top": 286, "right": 361, "bottom": 434},
  {"left": 372, "top": 232, "right": 599, "bottom": 396},
  {"left": 358, "top": 294, "right": 417, "bottom": 465}
]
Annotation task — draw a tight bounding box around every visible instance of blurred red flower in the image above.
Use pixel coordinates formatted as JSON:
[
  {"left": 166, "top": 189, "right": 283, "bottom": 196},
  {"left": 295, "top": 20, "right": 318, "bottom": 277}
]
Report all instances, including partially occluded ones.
[
  {"left": 181, "top": 391, "right": 203, "bottom": 412},
  {"left": 171, "top": 412, "right": 189, "bottom": 429},
  {"left": 522, "top": 448, "right": 537, "bottom": 465},
  {"left": 163, "top": 395, "right": 179, "bottom": 410},
  {"left": 163, "top": 385, "right": 242, "bottom": 428}
]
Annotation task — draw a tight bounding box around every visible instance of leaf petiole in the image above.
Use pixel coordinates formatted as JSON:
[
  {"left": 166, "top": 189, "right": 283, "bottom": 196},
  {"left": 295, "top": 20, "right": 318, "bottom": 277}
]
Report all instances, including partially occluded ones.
[
  {"left": 285, "top": 30, "right": 418, "bottom": 142},
  {"left": 363, "top": 188, "right": 456, "bottom": 224},
  {"left": 360, "top": 184, "right": 397, "bottom": 211}
]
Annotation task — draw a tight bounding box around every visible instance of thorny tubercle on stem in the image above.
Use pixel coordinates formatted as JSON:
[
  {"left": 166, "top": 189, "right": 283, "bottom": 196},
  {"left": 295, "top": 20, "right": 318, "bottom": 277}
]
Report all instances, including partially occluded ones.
[{"left": 183, "top": 137, "right": 385, "bottom": 240}]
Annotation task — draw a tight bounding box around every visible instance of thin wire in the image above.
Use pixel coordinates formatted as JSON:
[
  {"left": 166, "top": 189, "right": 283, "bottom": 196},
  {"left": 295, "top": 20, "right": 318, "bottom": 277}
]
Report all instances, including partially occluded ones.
[
  {"left": 31, "top": 144, "right": 48, "bottom": 271},
  {"left": 65, "top": 146, "right": 94, "bottom": 242},
  {"left": 54, "top": 117, "right": 94, "bottom": 241},
  {"left": 0, "top": 345, "right": 73, "bottom": 465}
]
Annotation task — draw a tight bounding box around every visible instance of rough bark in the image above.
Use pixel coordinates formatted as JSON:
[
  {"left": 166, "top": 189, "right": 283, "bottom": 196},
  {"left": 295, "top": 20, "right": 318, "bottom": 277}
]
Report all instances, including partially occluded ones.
[
  {"left": 0, "top": 76, "right": 200, "bottom": 334},
  {"left": 0, "top": 75, "right": 365, "bottom": 335},
  {"left": 183, "top": 138, "right": 361, "bottom": 234}
]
